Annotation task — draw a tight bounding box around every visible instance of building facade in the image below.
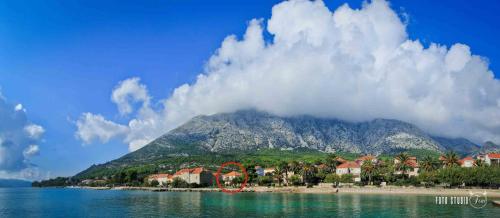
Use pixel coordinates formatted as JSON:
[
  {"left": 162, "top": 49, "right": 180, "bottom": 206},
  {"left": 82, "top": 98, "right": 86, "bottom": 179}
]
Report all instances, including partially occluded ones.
[{"left": 173, "top": 167, "right": 214, "bottom": 186}]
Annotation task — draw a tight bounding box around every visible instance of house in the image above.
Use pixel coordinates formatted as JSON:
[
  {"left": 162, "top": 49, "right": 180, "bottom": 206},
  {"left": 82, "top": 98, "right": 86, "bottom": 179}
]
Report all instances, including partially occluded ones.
[
  {"left": 394, "top": 158, "right": 419, "bottom": 177},
  {"left": 355, "top": 155, "right": 377, "bottom": 165},
  {"left": 336, "top": 161, "right": 361, "bottom": 182},
  {"left": 173, "top": 167, "right": 214, "bottom": 186},
  {"left": 264, "top": 167, "right": 275, "bottom": 176},
  {"left": 336, "top": 157, "right": 348, "bottom": 163},
  {"left": 485, "top": 153, "right": 500, "bottom": 166},
  {"left": 222, "top": 171, "right": 242, "bottom": 185},
  {"left": 148, "top": 174, "right": 173, "bottom": 185},
  {"left": 255, "top": 166, "right": 265, "bottom": 176},
  {"left": 459, "top": 157, "right": 475, "bottom": 168}
]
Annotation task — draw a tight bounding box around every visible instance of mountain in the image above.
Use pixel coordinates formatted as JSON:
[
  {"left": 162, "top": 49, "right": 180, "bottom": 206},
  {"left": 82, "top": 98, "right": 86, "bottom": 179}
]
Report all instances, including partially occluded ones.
[
  {"left": 0, "top": 179, "right": 32, "bottom": 187},
  {"left": 108, "top": 110, "right": 485, "bottom": 165},
  {"left": 430, "top": 136, "right": 480, "bottom": 155},
  {"left": 478, "top": 141, "right": 500, "bottom": 154},
  {"left": 75, "top": 110, "right": 487, "bottom": 179}
]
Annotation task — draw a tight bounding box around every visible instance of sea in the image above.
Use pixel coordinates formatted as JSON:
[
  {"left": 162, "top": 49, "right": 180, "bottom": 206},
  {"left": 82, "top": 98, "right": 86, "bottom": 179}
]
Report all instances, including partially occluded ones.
[{"left": 0, "top": 188, "right": 497, "bottom": 217}]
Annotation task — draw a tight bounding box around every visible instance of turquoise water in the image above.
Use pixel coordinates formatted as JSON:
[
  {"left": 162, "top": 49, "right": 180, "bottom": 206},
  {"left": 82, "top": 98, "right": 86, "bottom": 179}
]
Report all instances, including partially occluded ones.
[{"left": 0, "top": 188, "right": 497, "bottom": 217}]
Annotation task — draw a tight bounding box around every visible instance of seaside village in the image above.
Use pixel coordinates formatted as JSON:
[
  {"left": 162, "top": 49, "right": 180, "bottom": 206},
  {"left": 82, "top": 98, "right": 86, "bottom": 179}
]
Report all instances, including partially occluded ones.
[{"left": 127, "top": 152, "right": 500, "bottom": 189}]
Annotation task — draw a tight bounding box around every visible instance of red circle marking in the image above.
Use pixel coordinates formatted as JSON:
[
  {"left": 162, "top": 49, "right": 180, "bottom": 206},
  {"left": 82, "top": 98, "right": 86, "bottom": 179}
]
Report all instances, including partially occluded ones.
[{"left": 215, "top": 161, "right": 248, "bottom": 194}]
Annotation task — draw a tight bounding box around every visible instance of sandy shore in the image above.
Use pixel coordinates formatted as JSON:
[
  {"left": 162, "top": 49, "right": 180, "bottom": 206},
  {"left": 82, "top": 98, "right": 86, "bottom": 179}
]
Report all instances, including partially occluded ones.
[
  {"left": 75, "top": 185, "right": 500, "bottom": 197},
  {"left": 252, "top": 186, "right": 500, "bottom": 197}
]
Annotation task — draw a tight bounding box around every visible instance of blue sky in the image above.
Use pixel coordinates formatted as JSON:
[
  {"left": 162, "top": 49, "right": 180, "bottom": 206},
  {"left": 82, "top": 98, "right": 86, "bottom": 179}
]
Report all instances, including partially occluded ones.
[{"left": 0, "top": 0, "right": 499, "bottom": 179}]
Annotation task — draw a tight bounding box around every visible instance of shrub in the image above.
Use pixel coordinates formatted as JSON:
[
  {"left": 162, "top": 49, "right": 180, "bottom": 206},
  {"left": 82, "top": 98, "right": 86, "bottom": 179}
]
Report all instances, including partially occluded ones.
[
  {"left": 290, "top": 175, "right": 302, "bottom": 186},
  {"left": 171, "top": 177, "right": 189, "bottom": 188},
  {"left": 340, "top": 174, "right": 353, "bottom": 183},
  {"left": 258, "top": 176, "right": 273, "bottom": 186},
  {"left": 150, "top": 180, "right": 159, "bottom": 187}
]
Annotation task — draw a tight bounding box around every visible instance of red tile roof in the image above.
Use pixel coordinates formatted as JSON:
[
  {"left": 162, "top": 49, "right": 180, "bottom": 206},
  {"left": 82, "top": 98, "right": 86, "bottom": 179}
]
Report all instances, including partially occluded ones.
[
  {"left": 487, "top": 153, "right": 500, "bottom": 159},
  {"left": 191, "top": 167, "right": 204, "bottom": 174},
  {"left": 174, "top": 167, "right": 206, "bottom": 175},
  {"left": 337, "top": 161, "right": 360, "bottom": 169},
  {"left": 406, "top": 160, "right": 418, "bottom": 168},
  {"left": 336, "top": 157, "right": 347, "bottom": 163},
  {"left": 223, "top": 171, "right": 241, "bottom": 177},
  {"left": 458, "top": 157, "right": 475, "bottom": 165}
]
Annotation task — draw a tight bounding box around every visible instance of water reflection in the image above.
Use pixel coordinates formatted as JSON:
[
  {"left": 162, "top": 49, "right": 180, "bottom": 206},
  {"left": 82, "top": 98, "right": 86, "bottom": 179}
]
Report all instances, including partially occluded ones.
[{"left": 0, "top": 188, "right": 498, "bottom": 217}]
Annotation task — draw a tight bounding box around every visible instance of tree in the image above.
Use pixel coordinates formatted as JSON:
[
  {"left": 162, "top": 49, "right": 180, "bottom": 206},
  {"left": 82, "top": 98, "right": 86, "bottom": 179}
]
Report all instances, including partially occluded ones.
[
  {"left": 171, "top": 177, "right": 188, "bottom": 188},
  {"left": 258, "top": 176, "right": 273, "bottom": 186},
  {"left": 300, "top": 163, "right": 317, "bottom": 185},
  {"left": 279, "top": 161, "right": 290, "bottom": 185},
  {"left": 274, "top": 165, "right": 285, "bottom": 186},
  {"left": 395, "top": 153, "right": 411, "bottom": 178},
  {"left": 324, "top": 174, "right": 340, "bottom": 187},
  {"left": 288, "top": 161, "right": 301, "bottom": 174},
  {"left": 231, "top": 176, "right": 245, "bottom": 187},
  {"left": 420, "top": 156, "right": 439, "bottom": 172},
  {"left": 113, "top": 171, "right": 127, "bottom": 184},
  {"left": 325, "top": 154, "right": 341, "bottom": 173},
  {"left": 245, "top": 164, "right": 258, "bottom": 186},
  {"left": 442, "top": 152, "right": 460, "bottom": 168},
  {"left": 437, "top": 166, "right": 464, "bottom": 187},
  {"left": 340, "top": 174, "right": 353, "bottom": 183},
  {"left": 361, "top": 161, "right": 376, "bottom": 185},
  {"left": 475, "top": 159, "right": 486, "bottom": 167},
  {"left": 289, "top": 175, "right": 302, "bottom": 186},
  {"left": 418, "top": 171, "right": 437, "bottom": 187},
  {"left": 150, "top": 180, "right": 159, "bottom": 187},
  {"left": 126, "top": 170, "right": 138, "bottom": 184}
]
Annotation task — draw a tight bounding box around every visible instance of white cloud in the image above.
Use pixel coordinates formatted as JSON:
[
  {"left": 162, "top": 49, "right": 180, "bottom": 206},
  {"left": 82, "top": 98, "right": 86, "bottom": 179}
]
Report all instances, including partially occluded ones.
[
  {"left": 75, "top": 113, "right": 128, "bottom": 144},
  {"left": 0, "top": 91, "right": 44, "bottom": 179},
  {"left": 75, "top": 0, "right": 500, "bottom": 151},
  {"left": 14, "top": 104, "right": 25, "bottom": 112},
  {"left": 24, "top": 124, "right": 45, "bottom": 139},
  {"left": 23, "top": 144, "right": 40, "bottom": 157},
  {"left": 111, "top": 77, "right": 150, "bottom": 115}
]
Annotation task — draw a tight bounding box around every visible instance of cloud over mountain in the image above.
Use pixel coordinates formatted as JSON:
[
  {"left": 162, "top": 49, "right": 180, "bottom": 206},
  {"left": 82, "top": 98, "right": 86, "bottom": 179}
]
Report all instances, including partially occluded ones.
[
  {"left": 76, "top": 0, "right": 500, "bottom": 151},
  {"left": 0, "top": 91, "right": 44, "bottom": 179}
]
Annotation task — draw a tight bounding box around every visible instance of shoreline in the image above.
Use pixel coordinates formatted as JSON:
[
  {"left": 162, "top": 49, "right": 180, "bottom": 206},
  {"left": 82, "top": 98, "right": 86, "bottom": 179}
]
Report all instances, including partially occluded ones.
[{"left": 74, "top": 186, "right": 500, "bottom": 197}]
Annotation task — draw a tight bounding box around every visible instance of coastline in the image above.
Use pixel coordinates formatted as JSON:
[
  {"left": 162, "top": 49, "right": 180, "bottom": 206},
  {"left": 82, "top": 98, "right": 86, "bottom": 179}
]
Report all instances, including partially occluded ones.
[{"left": 74, "top": 186, "right": 500, "bottom": 198}]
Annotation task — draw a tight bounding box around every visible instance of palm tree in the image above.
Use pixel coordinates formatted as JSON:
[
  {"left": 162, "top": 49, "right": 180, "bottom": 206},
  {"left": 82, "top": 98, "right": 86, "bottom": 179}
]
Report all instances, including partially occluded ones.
[
  {"left": 442, "top": 152, "right": 460, "bottom": 167},
  {"left": 395, "top": 153, "right": 411, "bottom": 178},
  {"left": 325, "top": 154, "right": 341, "bottom": 173},
  {"left": 361, "top": 161, "right": 376, "bottom": 185},
  {"left": 278, "top": 161, "right": 290, "bottom": 185},
  {"left": 420, "top": 156, "right": 438, "bottom": 172},
  {"left": 300, "top": 163, "right": 317, "bottom": 185},
  {"left": 274, "top": 165, "right": 285, "bottom": 186},
  {"left": 288, "top": 161, "right": 301, "bottom": 174}
]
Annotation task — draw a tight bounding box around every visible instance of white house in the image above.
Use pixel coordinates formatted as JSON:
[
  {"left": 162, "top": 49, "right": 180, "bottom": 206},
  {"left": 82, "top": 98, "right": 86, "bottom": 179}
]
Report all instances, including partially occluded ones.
[
  {"left": 459, "top": 157, "right": 475, "bottom": 168},
  {"left": 394, "top": 157, "right": 419, "bottom": 177},
  {"left": 336, "top": 161, "right": 361, "bottom": 182},
  {"left": 222, "top": 171, "right": 242, "bottom": 185},
  {"left": 173, "top": 167, "right": 214, "bottom": 185},
  {"left": 148, "top": 174, "right": 172, "bottom": 185},
  {"left": 485, "top": 153, "right": 500, "bottom": 166}
]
